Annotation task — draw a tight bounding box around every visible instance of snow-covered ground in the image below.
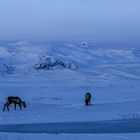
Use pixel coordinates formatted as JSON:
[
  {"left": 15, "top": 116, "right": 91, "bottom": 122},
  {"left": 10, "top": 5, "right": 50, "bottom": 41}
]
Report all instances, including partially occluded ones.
[
  {"left": 1, "top": 133, "right": 140, "bottom": 140},
  {"left": 0, "top": 41, "right": 140, "bottom": 139}
]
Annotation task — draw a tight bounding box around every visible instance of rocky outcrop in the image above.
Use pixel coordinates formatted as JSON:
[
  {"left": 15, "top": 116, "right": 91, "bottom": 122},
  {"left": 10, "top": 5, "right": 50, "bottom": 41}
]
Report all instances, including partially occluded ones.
[
  {"left": 0, "top": 64, "right": 15, "bottom": 75},
  {"left": 33, "top": 55, "right": 77, "bottom": 71}
]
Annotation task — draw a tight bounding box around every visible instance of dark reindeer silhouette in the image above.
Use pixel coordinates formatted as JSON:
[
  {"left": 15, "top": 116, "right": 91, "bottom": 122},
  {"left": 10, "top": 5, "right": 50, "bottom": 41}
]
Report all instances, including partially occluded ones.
[
  {"left": 3, "top": 96, "right": 26, "bottom": 111},
  {"left": 85, "top": 92, "right": 91, "bottom": 106}
]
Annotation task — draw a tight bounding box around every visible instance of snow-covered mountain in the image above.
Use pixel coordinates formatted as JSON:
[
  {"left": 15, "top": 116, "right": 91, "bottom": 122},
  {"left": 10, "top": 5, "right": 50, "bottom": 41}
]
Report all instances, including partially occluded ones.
[{"left": 0, "top": 41, "right": 140, "bottom": 75}]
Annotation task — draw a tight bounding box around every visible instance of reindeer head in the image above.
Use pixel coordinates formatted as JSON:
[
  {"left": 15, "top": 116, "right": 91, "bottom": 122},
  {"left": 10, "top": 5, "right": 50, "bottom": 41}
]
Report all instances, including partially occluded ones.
[{"left": 21, "top": 101, "right": 27, "bottom": 108}]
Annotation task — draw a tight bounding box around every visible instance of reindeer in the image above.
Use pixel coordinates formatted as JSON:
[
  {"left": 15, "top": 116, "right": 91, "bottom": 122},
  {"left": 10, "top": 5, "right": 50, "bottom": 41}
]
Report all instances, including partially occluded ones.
[
  {"left": 3, "top": 96, "right": 26, "bottom": 111},
  {"left": 85, "top": 92, "right": 91, "bottom": 106}
]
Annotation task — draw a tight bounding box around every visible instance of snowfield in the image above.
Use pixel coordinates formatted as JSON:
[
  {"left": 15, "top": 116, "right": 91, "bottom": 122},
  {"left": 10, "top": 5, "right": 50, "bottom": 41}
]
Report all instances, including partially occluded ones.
[
  {"left": 0, "top": 41, "right": 140, "bottom": 139},
  {"left": 1, "top": 133, "right": 140, "bottom": 140}
]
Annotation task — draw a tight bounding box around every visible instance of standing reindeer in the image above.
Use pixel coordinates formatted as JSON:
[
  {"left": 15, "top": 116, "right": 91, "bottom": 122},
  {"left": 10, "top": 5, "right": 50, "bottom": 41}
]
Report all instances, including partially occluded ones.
[
  {"left": 3, "top": 96, "right": 26, "bottom": 111},
  {"left": 85, "top": 92, "right": 92, "bottom": 106}
]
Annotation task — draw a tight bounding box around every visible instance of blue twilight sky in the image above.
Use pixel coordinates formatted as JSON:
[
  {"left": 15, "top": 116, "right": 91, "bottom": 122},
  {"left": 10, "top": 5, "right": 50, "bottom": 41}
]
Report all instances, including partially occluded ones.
[{"left": 0, "top": 0, "right": 140, "bottom": 42}]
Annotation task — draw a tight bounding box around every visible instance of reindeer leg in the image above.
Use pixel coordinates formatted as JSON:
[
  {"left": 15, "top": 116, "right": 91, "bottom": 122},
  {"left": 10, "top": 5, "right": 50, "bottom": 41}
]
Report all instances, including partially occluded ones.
[
  {"left": 89, "top": 99, "right": 91, "bottom": 105},
  {"left": 14, "top": 103, "right": 16, "bottom": 110},
  {"left": 3, "top": 103, "right": 7, "bottom": 111},
  {"left": 19, "top": 103, "right": 22, "bottom": 110},
  {"left": 3, "top": 103, "right": 10, "bottom": 111},
  {"left": 85, "top": 99, "right": 88, "bottom": 106},
  {"left": 7, "top": 104, "right": 10, "bottom": 111}
]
